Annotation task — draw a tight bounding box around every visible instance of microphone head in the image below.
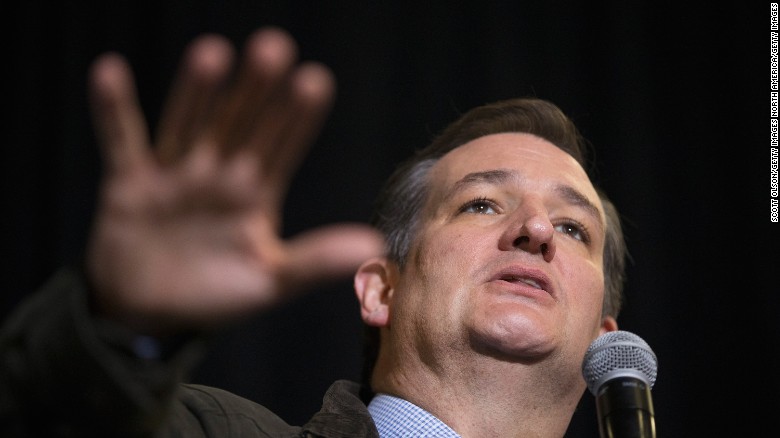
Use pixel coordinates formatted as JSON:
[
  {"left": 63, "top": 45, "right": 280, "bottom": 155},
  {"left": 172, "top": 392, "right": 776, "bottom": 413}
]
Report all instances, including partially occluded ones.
[{"left": 581, "top": 330, "right": 658, "bottom": 395}]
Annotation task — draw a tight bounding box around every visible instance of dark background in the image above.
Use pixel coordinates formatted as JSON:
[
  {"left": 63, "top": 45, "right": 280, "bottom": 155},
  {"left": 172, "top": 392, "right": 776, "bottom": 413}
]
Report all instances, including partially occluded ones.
[{"left": 3, "top": 2, "right": 775, "bottom": 436}]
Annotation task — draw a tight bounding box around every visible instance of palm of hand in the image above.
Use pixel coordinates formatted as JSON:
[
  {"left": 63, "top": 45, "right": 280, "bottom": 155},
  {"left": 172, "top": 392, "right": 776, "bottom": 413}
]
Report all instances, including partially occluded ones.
[{"left": 85, "top": 29, "right": 383, "bottom": 333}]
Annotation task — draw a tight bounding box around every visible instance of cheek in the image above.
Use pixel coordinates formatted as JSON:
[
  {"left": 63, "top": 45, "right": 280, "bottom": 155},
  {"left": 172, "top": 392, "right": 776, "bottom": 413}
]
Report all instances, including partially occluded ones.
[
  {"left": 559, "top": 259, "right": 606, "bottom": 320},
  {"left": 414, "top": 227, "right": 486, "bottom": 275},
  {"left": 406, "top": 228, "right": 489, "bottom": 312}
]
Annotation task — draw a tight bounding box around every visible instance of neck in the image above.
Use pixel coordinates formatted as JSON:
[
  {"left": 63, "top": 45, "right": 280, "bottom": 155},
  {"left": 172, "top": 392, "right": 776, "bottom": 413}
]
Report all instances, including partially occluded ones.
[{"left": 372, "top": 348, "right": 583, "bottom": 438}]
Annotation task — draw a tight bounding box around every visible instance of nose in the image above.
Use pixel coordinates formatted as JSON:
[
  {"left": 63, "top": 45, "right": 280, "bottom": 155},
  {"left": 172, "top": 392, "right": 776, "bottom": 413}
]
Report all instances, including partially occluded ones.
[{"left": 499, "top": 201, "right": 556, "bottom": 262}]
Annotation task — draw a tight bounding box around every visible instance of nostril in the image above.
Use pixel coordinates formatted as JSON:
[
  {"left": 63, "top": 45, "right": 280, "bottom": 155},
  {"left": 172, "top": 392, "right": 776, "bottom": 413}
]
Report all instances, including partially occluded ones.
[
  {"left": 514, "top": 236, "right": 531, "bottom": 248},
  {"left": 540, "top": 243, "right": 548, "bottom": 255},
  {"left": 513, "top": 236, "right": 529, "bottom": 247}
]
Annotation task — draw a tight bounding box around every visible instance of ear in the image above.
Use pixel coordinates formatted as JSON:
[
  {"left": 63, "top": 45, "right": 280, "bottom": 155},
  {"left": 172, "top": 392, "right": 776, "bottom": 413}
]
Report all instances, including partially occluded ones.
[
  {"left": 354, "top": 257, "right": 397, "bottom": 327},
  {"left": 598, "top": 316, "right": 619, "bottom": 336}
]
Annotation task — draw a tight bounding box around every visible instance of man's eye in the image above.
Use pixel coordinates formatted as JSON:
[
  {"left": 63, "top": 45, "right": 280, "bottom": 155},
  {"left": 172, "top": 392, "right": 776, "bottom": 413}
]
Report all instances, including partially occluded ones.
[
  {"left": 459, "top": 197, "right": 498, "bottom": 215},
  {"left": 554, "top": 221, "right": 589, "bottom": 243}
]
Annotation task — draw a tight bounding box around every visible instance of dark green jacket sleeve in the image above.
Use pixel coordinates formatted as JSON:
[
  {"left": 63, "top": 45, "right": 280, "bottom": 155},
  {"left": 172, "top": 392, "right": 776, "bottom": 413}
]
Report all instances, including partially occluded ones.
[
  {"left": 0, "top": 268, "right": 300, "bottom": 437},
  {"left": 0, "top": 269, "right": 373, "bottom": 438}
]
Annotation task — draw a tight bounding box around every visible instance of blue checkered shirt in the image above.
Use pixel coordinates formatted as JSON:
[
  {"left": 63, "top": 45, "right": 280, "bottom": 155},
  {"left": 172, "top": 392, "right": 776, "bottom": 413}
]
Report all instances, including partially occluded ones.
[{"left": 367, "top": 393, "right": 461, "bottom": 437}]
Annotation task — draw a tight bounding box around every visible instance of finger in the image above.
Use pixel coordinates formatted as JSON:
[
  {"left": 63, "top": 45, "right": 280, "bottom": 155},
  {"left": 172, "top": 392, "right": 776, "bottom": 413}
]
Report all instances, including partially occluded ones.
[
  {"left": 156, "top": 34, "right": 235, "bottom": 165},
  {"left": 88, "top": 53, "right": 152, "bottom": 175},
  {"left": 234, "top": 63, "right": 335, "bottom": 227},
  {"left": 280, "top": 224, "right": 385, "bottom": 294},
  {"left": 250, "top": 62, "right": 336, "bottom": 197},
  {"left": 209, "top": 27, "right": 298, "bottom": 156}
]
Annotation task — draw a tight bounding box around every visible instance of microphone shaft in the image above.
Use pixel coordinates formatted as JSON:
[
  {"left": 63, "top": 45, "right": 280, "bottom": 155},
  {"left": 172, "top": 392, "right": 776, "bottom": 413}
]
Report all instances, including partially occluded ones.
[{"left": 596, "top": 376, "right": 656, "bottom": 438}]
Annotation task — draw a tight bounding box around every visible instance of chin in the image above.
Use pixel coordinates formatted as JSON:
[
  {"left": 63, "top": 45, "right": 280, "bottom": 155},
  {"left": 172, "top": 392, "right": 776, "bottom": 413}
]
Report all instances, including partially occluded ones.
[{"left": 468, "top": 315, "right": 556, "bottom": 362}]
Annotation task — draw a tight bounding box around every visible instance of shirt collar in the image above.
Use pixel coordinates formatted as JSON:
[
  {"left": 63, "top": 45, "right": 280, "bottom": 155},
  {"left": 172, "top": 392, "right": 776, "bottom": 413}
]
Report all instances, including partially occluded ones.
[{"left": 367, "top": 393, "right": 461, "bottom": 437}]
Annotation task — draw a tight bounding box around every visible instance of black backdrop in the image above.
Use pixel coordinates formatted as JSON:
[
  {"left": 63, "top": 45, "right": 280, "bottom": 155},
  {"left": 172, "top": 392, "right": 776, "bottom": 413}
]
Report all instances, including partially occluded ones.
[{"left": 3, "top": 2, "right": 775, "bottom": 437}]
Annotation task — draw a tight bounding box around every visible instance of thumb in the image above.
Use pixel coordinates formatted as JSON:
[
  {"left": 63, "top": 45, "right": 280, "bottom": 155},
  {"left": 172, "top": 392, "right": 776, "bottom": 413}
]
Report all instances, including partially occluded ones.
[{"left": 280, "top": 223, "right": 385, "bottom": 293}]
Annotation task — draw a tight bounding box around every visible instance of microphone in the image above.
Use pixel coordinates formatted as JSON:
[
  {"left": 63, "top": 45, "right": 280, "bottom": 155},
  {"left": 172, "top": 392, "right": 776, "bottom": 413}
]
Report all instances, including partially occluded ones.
[{"left": 581, "top": 330, "right": 658, "bottom": 438}]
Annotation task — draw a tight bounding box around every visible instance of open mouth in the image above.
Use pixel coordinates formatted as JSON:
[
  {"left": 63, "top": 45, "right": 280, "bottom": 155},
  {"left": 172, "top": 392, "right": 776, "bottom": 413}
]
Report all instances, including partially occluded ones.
[
  {"left": 492, "top": 267, "right": 552, "bottom": 297},
  {"left": 501, "top": 275, "right": 543, "bottom": 290}
]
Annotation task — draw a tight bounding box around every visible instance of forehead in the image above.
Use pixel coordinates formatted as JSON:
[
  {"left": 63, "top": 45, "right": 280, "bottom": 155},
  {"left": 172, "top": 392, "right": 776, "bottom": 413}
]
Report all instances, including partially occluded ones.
[{"left": 430, "top": 133, "right": 603, "bottom": 214}]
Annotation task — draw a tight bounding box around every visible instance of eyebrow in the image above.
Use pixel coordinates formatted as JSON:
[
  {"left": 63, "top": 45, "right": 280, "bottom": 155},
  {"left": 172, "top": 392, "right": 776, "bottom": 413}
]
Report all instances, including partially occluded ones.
[
  {"left": 449, "top": 169, "right": 517, "bottom": 193},
  {"left": 553, "top": 185, "right": 604, "bottom": 228},
  {"left": 447, "top": 169, "right": 604, "bottom": 226}
]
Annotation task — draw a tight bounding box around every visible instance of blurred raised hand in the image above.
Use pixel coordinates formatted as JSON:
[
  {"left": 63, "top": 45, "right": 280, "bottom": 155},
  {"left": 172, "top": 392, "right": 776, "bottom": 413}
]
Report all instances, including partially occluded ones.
[{"left": 85, "top": 27, "right": 384, "bottom": 334}]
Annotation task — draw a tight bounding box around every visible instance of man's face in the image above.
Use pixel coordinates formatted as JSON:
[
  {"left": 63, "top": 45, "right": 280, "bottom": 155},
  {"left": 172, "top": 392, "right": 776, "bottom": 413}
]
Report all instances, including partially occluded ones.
[{"left": 390, "top": 133, "right": 611, "bottom": 365}]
